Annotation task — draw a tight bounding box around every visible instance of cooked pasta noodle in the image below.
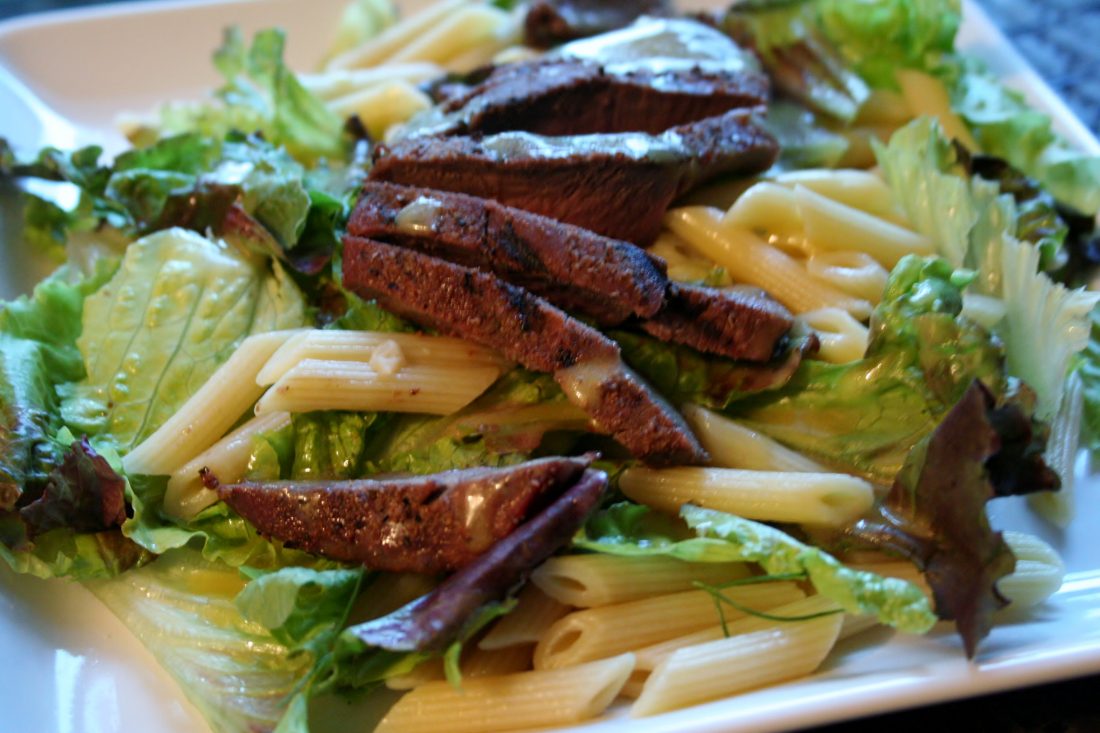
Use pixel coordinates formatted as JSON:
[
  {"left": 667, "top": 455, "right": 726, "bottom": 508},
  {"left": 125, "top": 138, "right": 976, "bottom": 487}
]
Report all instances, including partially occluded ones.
[
  {"left": 805, "top": 250, "right": 889, "bottom": 303},
  {"left": 327, "top": 80, "right": 433, "bottom": 139},
  {"left": 799, "top": 307, "right": 870, "bottom": 364},
  {"left": 374, "top": 654, "right": 635, "bottom": 733},
  {"left": 682, "top": 404, "right": 825, "bottom": 472},
  {"left": 325, "top": 0, "right": 468, "bottom": 70},
  {"left": 532, "top": 583, "right": 805, "bottom": 670},
  {"left": 895, "top": 69, "right": 980, "bottom": 151},
  {"left": 531, "top": 554, "right": 751, "bottom": 607},
  {"left": 122, "top": 329, "right": 303, "bottom": 476},
  {"left": 769, "top": 169, "right": 901, "bottom": 222},
  {"left": 620, "top": 466, "right": 875, "bottom": 527},
  {"left": 479, "top": 585, "right": 572, "bottom": 650},
  {"left": 666, "top": 207, "right": 872, "bottom": 318}
]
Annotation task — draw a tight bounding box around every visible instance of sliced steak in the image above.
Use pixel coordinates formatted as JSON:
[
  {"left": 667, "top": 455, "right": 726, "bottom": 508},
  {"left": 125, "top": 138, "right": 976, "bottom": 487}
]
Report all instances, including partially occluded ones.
[
  {"left": 406, "top": 57, "right": 768, "bottom": 138},
  {"left": 216, "top": 456, "right": 592, "bottom": 573},
  {"left": 350, "top": 467, "right": 608, "bottom": 652},
  {"left": 343, "top": 237, "right": 707, "bottom": 464},
  {"left": 525, "top": 0, "right": 673, "bottom": 47},
  {"left": 370, "top": 108, "right": 778, "bottom": 245},
  {"left": 641, "top": 283, "right": 794, "bottom": 362},
  {"left": 347, "top": 181, "right": 668, "bottom": 324}
]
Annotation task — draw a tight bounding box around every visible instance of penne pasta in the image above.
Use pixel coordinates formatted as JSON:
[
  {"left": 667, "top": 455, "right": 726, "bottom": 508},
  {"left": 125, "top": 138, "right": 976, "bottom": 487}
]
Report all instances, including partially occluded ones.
[
  {"left": 374, "top": 654, "right": 636, "bottom": 733},
  {"left": 533, "top": 583, "right": 805, "bottom": 670},
  {"left": 324, "top": 0, "right": 468, "bottom": 70},
  {"left": 722, "top": 183, "right": 806, "bottom": 251},
  {"left": 631, "top": 595, "right": 853, "bottom": 677},
  {"left": 479, "top": 585, "right": 572, "bottom": 650},
  {"left": 386, "top": 5, "right": 512, "bottom": 67},
  {"left": 326, "top": 80, "right": 433, "bottom": 139},
  {"left": 799, "top": 307, "right": 870, "bottom": 364},
  {"left": 682, "top": 404, "right": 825, "bottom": 472},
  {"left": 532, "top": 554, "right": 752, "bottom": 607},
  {"left": 123, "top": 329, "right": 303, "bottom": 477},
  {"left": 254, "top": 359, "right": 501, "bottom": 416},
  {"left": 793, "top": 184, "right": 935, "bottom": 267},
  {"left": 163, "top": 411, "right": 292, "bottom": 521},
  {"left": 620, "top": 466, "right": 875, "bottom": 527},
  {"left": 998, "top": 531, "right": 1066, "bottom": 609},
  {"left": 769, "top": 168, "right": 901, "bottom": 222},
  {"left": 301, "top": 63, "right": 442, "bottom": 101},
  {"left": 463, "top": 643, "right": 534, "bottom": 679},
  {"left": 666, "top": 207, "right": 872, "bottom": 319},
  {"left": 805, "top": 250, "right": 889, "bottom": 304},
  {"left": 257, "top": 329, "right": 505, "bottom": 386},
  {"left": 631, "top": 601, "right": 844, "bottom": 716}
]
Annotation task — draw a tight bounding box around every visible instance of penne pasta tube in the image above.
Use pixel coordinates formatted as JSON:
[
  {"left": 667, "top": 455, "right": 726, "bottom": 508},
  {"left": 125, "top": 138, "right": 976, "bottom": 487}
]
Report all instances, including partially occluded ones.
[
  {"left": 254, "top": 359, "right": 501, "bottom": 416},
  {"left": 386, "top": 5, "right": 511, "bottom": 66},
  {"left": 794, "top": 185, "right": 935, "bottom": 267},
  {"left": 631, "top": 595, "right": 850, "bottom": 676},
  {"left": 386, "top": 659, "right": 445, "bottom": 691},
  {"left": 257, "top": 329, "right": 505, "bottom": 386},
  {"left": 896, "top": 69, "right": 980, "bottom": 151},
  {"left": 123, "top": 329, "right": 303, "bottom": 476},
  {"left": 769, "top": 169, "right": 900, "bottom": 222},
  {"left": 855, "top": 88, "right": 912, "bottom": 125},
  {"left": 722, "top": 183, "right": 806, "bottom": 249},
  {"left": 533, "top": 583, "right": 805, "bottom": 670},
  {"left": 620, "top": 467, "right": 875, "bottom": 527},
  {"left": 631, "top": 603, "right": 844, "bottom": 716},
  {"left": 799, "top": 307, "right": 870, "bottom": 364},
  {"left": 463, "top": 643, "right": 534, "bottom": 679},
  {"left": 998, "top": 531, "right": 1066, "bottom": 609},
  {"left": 479, "top": 585, "right": 572, "bottom": 650},
  {"left": 324, "top": 0, "right": 468, "bottom": 70},
  {"left": 666, "top": 207, "right": 871, "bottom": 319},
  {"left": 532, "top": 554, "right": 751, "bottom": 607},
  {"left": 326, "top": 80, "right": 433, "bottom": 139},
  {"left": 300, "top": 63, "right": 442, "bottom": 100},
  {"left": 374, "top": 654, "right": 636, "bottom": 733},
  {"left": 805, "top": 250, "right": 889, "bottom": 304},
  {"left": 163, "top": 411, "right": 292, "bottom": 521},
  {"left": 682, "top": 404, "right": 825, "bottom": 472}
]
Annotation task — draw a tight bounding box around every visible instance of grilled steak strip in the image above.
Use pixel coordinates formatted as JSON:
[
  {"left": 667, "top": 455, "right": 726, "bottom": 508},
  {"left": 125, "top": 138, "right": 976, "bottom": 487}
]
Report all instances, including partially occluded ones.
[
  {"left": 409, "top": 57, "right": 768, "bottom": 138},
  {"left": 217, "top": 456, "right": 592, "bottom": 573},
  {"left": 524, "top": 0, "right": 673, "bottom": 47},
  {"left": 347, "top": 181, "right": 668, "bottom": 324},
  {"left": 370, "top": 108, "right": 778, "bottom": 245},
  {"left": 642, "top": 284, "right": 795, "bottom": 362},
  {"left": 350, "top": 467, "right": 608, "bottom": 652},
  {"left": 343, "top": 237, "right": 707, "bottom": 465}
]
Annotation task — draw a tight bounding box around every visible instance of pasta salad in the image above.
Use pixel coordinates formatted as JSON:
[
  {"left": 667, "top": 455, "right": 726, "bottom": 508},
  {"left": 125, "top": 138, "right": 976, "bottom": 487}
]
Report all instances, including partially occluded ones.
[{"left": 1, "top": 0, "right": 1098, "bottom": 731}]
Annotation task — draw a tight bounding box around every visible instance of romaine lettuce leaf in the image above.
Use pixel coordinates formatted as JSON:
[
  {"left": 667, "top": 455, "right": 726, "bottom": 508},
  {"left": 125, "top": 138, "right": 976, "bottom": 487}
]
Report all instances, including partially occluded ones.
[
  {"left": 137, "top": 28, "right": 346, "bottom": 165},
  {"left": 59, "top": 227, "right": 307, "bottom": 453},
  {"left": 875, "top": 118, "right": 1099, "bottom": 418},
  {"left": 575, "top": 501, "right": 936, "bottom": 634}
]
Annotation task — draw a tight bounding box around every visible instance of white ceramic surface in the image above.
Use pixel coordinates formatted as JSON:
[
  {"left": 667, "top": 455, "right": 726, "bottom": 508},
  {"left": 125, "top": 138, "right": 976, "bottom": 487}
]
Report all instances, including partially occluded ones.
[{"left": 1, "top": 1, "right": 1099, "bottom": 732}]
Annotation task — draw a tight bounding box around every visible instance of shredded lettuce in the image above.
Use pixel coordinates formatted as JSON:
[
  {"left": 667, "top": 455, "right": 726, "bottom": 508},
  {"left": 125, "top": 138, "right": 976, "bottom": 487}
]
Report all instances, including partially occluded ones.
[{"left": 576, "top": 501, "right": 936, "bottom": 633}]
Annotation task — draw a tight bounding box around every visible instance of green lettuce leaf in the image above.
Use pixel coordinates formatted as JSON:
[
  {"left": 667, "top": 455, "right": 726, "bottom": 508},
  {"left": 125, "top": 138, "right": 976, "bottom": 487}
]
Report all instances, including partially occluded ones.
[
  {"left": 89, "top": 549, "right": 314, "bottom": 733},
  {"left": 59, "top": 227, "right": 307, "bottom": 453},
  {"left": 575, "top": 501, "right": 936, "bottom": 634},
  {"left": 139, "top": 28, "right": 346, "bottom": 165},
  {"left": 875, "top": 118, "right": 1099, "bottom": 418}
]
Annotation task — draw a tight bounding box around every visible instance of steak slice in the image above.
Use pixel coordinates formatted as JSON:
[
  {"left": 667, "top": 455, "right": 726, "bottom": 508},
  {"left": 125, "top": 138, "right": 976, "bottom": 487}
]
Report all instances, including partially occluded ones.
[
  {"left": 347, "top": 181, "right": 668, "bottom": 324},
  {"left": 343, "top": 237, "right": 707, "bottom": 465},
  {"left": 350, "top": 467, "right": 608, "bottom": 653},
  {"left": 641, "top": 284, "right": 795, "bottom": 362},
  {"left": 370, "top": 108, "right": 778, "bottom": 245},
  {"left": 524, "top": 0, "right": 673, "bottom": 47},
  {"left": 407, "top": 57, "right": 768, "bottom": 137},
  {"left": 216, "top": 456, "right": 592, "bottom": 573}
]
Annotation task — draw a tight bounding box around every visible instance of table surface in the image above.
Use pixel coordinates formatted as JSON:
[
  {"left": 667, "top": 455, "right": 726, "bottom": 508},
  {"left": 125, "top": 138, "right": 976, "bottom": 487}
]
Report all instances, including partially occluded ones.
[{"left": 0, "top": 1, "right": 1098, "bottom": 732}]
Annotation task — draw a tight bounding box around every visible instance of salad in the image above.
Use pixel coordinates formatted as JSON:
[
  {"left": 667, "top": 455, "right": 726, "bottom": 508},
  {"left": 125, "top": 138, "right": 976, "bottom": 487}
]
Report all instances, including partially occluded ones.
[{"left": 2, "top": 0, "right": 1099, "bottom": 731}]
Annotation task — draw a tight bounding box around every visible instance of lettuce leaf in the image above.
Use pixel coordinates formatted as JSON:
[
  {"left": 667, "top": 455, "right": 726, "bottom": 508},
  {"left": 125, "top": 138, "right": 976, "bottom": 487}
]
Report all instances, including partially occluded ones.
[
  {"left": 89, "top": 549, "right": 314, "bottom": 733},
  {"left": 875, "top": 118, "right": 1099, "bottom": 418},
  {"left": 59, "top": 227, "right": 307, "bottom": 453},
  {"left": 575, "top": 501, "right": 936, "bottom": 634},
  {"left": 138, "top": 28, "right": 346, "bottom": 165}
]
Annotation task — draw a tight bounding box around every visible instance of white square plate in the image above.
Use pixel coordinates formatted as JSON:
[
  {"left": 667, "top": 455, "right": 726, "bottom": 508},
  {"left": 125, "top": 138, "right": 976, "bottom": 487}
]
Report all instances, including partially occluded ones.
[{"left": 1, "top": 2, "right": 1098, "bottom": 732}]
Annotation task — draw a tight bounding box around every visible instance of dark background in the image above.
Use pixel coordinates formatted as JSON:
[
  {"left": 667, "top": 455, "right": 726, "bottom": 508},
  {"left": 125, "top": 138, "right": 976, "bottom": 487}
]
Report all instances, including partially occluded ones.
[{"left": 0, "top": 0, "right": 1098, "bottom": 731}]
